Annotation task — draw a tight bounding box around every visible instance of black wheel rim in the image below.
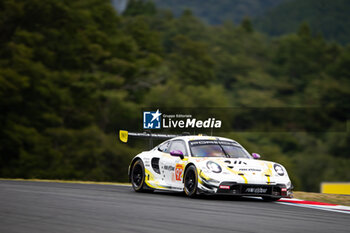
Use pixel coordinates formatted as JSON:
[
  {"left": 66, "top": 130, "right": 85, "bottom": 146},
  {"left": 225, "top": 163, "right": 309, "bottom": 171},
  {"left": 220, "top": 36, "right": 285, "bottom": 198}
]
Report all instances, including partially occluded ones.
[
  {"left": 185, "top": 170, "right": 196, "bottom": 193},
  {"left": 132, "top": 164, "right": 143, "bottom": 188}
]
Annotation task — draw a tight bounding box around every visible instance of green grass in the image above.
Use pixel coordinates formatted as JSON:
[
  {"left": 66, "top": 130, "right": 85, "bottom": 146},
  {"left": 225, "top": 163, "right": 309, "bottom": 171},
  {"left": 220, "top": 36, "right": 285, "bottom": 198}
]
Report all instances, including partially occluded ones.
[{"left": 293, "top": 191, "right": 350, "bottom": 206}]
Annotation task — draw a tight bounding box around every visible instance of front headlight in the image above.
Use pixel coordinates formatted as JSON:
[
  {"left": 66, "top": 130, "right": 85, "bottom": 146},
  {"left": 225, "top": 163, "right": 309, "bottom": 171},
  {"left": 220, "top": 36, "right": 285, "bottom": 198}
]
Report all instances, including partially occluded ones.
[
  {"left": 206, "top": 161, "right": 222, "bottom": 173},
  {"left": 274, "top": 164, "right": 285, "bottom": 176}
]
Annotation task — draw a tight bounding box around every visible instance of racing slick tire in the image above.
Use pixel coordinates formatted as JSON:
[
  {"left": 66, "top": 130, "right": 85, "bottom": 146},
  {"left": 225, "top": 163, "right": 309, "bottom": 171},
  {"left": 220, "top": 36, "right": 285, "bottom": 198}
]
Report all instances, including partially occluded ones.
[
  {"left": 131, "top": 159, "right": 150, "bottom": 192},
  {"left": 184, "top": 165, "right": 198, "bottom": 198},
  {"left": 262, "top": 196, "right": 281, "bottom": 202}
]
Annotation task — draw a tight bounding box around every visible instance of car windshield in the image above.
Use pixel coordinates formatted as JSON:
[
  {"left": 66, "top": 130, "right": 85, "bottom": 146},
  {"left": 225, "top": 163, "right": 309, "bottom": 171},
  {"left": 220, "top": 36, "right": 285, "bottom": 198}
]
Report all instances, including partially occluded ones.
[{"left": 189, "top": 140, "right": 251, "bottom": 159}]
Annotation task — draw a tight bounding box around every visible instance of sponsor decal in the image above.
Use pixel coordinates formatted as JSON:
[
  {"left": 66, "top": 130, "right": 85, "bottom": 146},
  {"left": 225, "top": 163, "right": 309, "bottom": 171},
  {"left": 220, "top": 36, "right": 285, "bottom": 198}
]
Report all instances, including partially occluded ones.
[
  {"left": 219, "top": 185, "right": 231, "bottom": 189},
  {"left": 239, "top": 168, "right": 262, "bottom": 172},
  {"left": 144, "top": 158, "right": 151, "bottom": 167},
  {"left": 233, "top": 160, "right": 247, "bottom": 165},
  {"left": 164, "top": 165, "right": 175, "bottom": 171},
  {"left": 189, "top": 140, "right": 238, "bottom": 146},
  {"left": 245, "top": 187, "right": 268, "bottom": 194},
  {"left": 194, "top": 158, "right": 209, "bottom": 162},
  {"left": 175, "top": 164, "right": 184, "bottom": 181}
]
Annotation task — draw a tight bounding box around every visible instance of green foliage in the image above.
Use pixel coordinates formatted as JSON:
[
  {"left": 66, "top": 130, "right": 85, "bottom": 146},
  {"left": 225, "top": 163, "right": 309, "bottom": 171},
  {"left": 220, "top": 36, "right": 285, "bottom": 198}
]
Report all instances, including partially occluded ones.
[
  {"left": 123, "top": 0, "right": 156, "bottom": 16},
  {"left": 0, "top": 0, "right": 349, "bottom": 192},
  {"left": 255, "top": 0, "right": 350, "bottom": 45},
  {"left": 240, "top": 18, "right": 254, "bottom": 33},
  {"left": 149, "top": 0, "right": 350, "bottom": 44},
  {"left": 152, "top": 0, "right": 287, "bottom": 24},
  {"left": 169, "top": 35, "right": 214, "bottom": 85}
]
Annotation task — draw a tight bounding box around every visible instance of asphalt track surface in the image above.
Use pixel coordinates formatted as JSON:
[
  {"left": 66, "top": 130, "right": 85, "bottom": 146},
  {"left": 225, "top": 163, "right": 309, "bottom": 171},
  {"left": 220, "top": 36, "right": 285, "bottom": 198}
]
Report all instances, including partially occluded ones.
[{"left": 1, "top": 180, "right": 349, "bottom": 233}]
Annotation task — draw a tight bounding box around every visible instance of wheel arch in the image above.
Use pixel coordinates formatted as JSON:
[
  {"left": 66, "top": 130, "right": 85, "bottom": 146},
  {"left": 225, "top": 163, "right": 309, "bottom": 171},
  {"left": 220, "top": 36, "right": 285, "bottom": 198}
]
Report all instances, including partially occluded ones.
[
  {"left": 128, "top": 157, "right": 142, "bottom": 182},
  {"left": 183, "top": 162, "right": 196, "bottom": 183}
]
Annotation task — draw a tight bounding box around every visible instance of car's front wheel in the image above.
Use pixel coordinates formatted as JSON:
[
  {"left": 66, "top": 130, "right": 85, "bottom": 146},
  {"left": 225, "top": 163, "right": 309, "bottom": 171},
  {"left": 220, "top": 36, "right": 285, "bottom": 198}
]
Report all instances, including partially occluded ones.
[
  {"left": 184, "top": 165, "right": 198, "bottom": 197},
  {"left": 131, "top": 160, "right": 146, "bottom": 192}
]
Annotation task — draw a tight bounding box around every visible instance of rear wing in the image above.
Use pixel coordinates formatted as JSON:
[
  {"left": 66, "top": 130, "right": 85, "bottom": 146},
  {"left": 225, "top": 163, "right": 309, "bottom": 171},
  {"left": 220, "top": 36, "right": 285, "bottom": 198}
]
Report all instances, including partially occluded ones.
[
  {"left": 119, "top": 130, "right": 180, "bottom": 143},
  {"left": 119, "top": 130, "right": 186, "bottom": 148}
]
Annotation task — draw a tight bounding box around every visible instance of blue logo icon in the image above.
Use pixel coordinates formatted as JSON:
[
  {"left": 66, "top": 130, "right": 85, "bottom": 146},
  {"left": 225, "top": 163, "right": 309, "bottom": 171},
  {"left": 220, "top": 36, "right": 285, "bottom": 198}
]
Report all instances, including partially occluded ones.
[{"left": 143, "top": 109, "right": 162, "bottom": 129}]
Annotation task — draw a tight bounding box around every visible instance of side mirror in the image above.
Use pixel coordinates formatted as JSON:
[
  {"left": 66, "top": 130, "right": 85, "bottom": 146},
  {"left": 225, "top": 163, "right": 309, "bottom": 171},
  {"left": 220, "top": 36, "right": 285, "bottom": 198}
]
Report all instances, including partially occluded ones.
[
  {"left": 170, "top": 150, "right": 184, "bottom": 160},
  {"left": 252, "top": 153, "right": 261, "bottom": 159}
]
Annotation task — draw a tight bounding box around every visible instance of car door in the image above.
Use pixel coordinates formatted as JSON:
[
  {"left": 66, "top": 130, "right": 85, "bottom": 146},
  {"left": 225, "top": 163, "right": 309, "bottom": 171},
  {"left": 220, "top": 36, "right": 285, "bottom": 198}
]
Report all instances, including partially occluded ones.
[{"left": 160, "top": 140, "right": 188, "bottom": 189}]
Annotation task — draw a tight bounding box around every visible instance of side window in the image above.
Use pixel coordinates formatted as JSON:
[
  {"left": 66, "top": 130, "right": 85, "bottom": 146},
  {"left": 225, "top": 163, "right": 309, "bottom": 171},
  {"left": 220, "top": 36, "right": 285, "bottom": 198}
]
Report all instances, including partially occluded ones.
[
  {"left": 168, "top": 140, "right": 187, "bottom": 156},
  {"left": 158, "top": 141, "right": 170, "bottom": 153}
]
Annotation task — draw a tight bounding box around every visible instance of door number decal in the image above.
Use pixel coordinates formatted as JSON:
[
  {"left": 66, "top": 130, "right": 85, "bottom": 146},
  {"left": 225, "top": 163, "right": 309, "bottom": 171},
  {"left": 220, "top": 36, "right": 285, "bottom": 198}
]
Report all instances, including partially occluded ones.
[{"left": 175, "top": 164, "right": 184, "bottom": 181}]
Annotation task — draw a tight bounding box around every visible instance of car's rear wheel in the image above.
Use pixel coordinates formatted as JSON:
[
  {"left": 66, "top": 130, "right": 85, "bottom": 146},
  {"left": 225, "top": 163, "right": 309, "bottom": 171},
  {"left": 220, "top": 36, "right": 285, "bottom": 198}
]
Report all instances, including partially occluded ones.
[
  {"left": 262, "top": 196, "right": 280, "bottom": 202},
  {"left": 184, "top": 165, "right": 198, "bottom": 197},
  {"left": 131, "top": 160, "right": 146, "bottom": 192}
]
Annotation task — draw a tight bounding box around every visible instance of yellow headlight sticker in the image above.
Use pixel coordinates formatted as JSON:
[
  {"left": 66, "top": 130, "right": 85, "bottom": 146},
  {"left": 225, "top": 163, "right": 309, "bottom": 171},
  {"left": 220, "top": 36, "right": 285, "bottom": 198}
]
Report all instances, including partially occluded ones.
[
  {"left": 199, "top": 169, "right": 211, "bottom": 181},
  {"left": 264, "top": 163, "right": 273, "bottom": 184},
  {"left": 241, "top": 175, "right": 248, "bottom": 184},
  {"left": 267, "top": 164, "right": 273, "bottom": 175},
  {"left": 198, "top": 171, "right": 205, "bottom": 185},
  {"left": 267, "top": 175, "right": 271, "bottom": 184}
]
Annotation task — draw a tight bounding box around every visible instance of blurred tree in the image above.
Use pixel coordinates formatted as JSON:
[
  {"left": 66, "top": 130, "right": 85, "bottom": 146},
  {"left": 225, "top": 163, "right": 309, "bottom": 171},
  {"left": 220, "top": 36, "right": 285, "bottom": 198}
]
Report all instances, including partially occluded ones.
[
  {"left": 123, "top": 0, "right": 156, "bottom": 16},
  {"left": 240, "top": 18, "right": 254, "bottom": 33},
  {"left": 152, "top": 0, "right": 287, "bottom": 25},
  {"left": 169, "top": 35, "right": 214, "bottom": 86},
  {"left": 255, "top": 0, "right": 350, "bottom": 45}
]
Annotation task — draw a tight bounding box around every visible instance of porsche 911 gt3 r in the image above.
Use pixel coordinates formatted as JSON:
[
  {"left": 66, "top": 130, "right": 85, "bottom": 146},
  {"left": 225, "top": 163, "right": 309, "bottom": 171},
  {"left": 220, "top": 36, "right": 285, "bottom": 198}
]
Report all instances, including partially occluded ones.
[{"left": 121, "top": 131, "right": 293, "bottom": 201}]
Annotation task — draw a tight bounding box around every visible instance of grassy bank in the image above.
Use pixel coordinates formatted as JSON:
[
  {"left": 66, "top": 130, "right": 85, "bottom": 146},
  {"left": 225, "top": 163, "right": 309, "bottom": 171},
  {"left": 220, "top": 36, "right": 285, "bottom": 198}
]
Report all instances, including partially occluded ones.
[{"left": 293, "top": 191, "right": 350, "bottom": 206}]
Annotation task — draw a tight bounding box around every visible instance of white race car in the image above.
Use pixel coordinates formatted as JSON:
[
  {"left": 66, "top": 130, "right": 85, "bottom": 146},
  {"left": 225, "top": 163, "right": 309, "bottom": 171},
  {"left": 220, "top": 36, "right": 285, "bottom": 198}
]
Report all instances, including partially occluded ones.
[{"left": 120, "top": 131, "right": 293, "bottom": 201}]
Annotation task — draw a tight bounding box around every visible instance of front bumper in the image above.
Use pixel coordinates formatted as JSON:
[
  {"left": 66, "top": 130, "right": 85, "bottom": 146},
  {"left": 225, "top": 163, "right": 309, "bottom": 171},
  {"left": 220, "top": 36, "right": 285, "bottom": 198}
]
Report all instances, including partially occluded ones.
[{"left": 199, "top": 181, "right": 293, "bottom": 198}]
